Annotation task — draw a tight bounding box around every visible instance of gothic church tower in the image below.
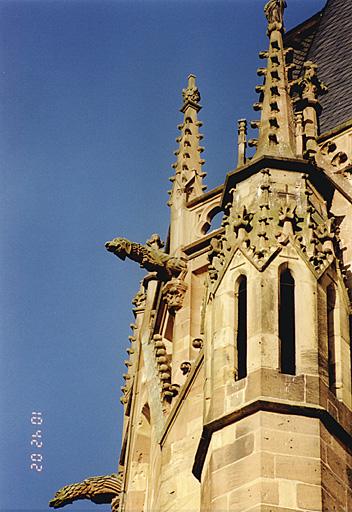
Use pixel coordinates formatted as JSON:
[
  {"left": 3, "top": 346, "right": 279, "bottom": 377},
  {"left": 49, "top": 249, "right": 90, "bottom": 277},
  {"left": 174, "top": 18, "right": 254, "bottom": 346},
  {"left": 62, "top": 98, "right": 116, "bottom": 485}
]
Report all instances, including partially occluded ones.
[{"left": 50, "top": 1, "right": 352, "bottom": 511}]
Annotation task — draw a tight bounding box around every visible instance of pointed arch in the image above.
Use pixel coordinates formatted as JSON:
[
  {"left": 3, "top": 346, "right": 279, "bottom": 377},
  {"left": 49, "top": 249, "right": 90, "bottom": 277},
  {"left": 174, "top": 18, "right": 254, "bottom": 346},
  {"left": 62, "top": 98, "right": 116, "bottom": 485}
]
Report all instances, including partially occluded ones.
[
  {"left": 279, "top": 266, "right": 296, "bottom": 375},
  {"left": 235, "top": 275, "right": 247, "bottom": 380}
]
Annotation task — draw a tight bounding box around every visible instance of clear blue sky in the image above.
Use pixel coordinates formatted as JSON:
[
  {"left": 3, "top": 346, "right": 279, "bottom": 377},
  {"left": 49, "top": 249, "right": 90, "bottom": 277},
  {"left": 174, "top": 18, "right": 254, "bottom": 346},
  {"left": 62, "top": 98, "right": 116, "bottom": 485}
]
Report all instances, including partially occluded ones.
[{"left": 0, "top": 0, "right": 325, "bottom": 510}]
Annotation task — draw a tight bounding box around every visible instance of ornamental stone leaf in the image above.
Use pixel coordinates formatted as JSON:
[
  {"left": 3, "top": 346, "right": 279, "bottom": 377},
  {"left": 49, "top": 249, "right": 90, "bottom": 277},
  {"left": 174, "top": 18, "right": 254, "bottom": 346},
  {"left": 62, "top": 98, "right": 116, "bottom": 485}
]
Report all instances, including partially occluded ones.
[
  {"left": 182, "top": 86, "right": 200, "bottom": 105},
  {"left": 293, "top": 61, "right": 327, "bottom": 101}
]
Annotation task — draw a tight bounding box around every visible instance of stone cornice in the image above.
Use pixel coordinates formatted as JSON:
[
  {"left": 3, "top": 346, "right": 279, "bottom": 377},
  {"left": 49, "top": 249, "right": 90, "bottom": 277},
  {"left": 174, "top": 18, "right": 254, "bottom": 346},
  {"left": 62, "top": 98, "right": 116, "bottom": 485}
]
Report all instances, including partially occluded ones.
[{"left": 192, "top": 396, "right": 352, "bottom": 481}]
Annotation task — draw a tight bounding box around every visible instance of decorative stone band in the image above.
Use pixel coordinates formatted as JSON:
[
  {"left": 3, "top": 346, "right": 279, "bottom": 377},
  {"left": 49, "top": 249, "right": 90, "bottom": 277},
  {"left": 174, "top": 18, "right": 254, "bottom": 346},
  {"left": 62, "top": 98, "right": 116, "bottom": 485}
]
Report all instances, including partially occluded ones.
[
  {"left": 49, "top": 473, "right": 123, "bottom": 509},
  {"left": 105, "top": 236, "right": 186, "bottom": 281}
]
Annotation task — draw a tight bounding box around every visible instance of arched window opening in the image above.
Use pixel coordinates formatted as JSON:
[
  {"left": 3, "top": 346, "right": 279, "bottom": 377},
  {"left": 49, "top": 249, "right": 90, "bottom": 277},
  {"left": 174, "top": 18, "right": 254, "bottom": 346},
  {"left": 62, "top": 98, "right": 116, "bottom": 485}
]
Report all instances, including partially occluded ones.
[
  {"left": 327, "top": 284, "right": 336, "bottom": 391},
  {"left": 279, "top": 269, "right": 296, "bottom": 375},
  {"left": 201, "top": 206, "right": 223, "bottom": 234},
  {"left": 235, "top": 276, "right": 247, "bottom": 380}
]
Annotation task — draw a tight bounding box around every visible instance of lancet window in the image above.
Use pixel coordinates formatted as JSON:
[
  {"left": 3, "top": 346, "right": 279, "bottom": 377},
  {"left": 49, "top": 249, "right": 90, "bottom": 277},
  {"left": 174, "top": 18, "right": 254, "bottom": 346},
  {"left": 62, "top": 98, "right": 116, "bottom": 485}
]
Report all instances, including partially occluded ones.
[
  {"left": 235, "top": 275, "right": 247, "bottom": 380},
  {"left": 279, "top": 268, "right": 296, "bottom": 375}
]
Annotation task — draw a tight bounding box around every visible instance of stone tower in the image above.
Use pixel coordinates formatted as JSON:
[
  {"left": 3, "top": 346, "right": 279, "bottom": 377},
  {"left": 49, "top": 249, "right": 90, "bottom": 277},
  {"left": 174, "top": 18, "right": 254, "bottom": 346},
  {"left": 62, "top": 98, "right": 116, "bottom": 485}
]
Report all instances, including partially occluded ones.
[{"left": 50, "top": 1, "right": 352, "bottom": 511}]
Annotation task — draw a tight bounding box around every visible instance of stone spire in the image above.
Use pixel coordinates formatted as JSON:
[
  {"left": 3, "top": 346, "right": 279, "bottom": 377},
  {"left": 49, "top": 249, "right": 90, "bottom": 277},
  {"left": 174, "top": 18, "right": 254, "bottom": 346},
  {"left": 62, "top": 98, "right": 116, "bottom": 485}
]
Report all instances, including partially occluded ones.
[
  {"left": 168, "top": 74, "right": 206, "bottom": 207},
  {"left": 252, "top": 0, "right": 296, "bottom": 159}
]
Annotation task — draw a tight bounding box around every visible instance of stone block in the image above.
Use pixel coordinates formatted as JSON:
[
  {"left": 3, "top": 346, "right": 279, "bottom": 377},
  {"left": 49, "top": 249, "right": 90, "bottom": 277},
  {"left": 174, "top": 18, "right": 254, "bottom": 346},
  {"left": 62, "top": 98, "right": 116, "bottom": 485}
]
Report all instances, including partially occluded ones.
[
  {"left": 236, "top": 412, "right": 261, "bottom": 439},
  {"left": 275, "top": 455, "right": 321, "bottom": 485},
  {"left": 278, "top": 479, "right": 297, "bottom": 508},
  {"left": 321, "top": 463, "right": 346, "bottom": 509},
  {"left": 211, "top": 493, "right": 228, "bottom": 511},
  {"left": 321, "top": 488, "right": 345, "bottom": 512},
  {"left": 260, "top": 428, "right": 320, "bottom": 458},
  {"left": 228, "top": 479, "right": 279, "bottom": 511},
  {"left": 211, "top": 433, "right": 254, "bottom": 471},
  {"left": 245, "top": 369, "right": 306, "bottom": 403},
  {"left": 211, "top": 452, "right": 275, "bottom": 496},
  {"left": 228, "top": 480, "right": 260, "bottom": 512},
  {"left": 305, "top": 374, "right": 320, "bottom": 404},
  {"left": 260, "top": 411, "right": 319, "bottom": 435},
  {"left": 297, "top": 483, "right": 322, "bottom": 510}
]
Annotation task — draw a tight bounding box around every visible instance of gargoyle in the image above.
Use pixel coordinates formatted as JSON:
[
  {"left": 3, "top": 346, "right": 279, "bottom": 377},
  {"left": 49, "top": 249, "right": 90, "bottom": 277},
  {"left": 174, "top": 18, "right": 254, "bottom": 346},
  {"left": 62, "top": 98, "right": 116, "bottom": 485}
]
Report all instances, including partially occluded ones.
[
  {"left": 49, "top": 473, "right": 122, "bottom": 509},
  {"left": 105, "top": 234, "right": 186, "bottom": 280}
]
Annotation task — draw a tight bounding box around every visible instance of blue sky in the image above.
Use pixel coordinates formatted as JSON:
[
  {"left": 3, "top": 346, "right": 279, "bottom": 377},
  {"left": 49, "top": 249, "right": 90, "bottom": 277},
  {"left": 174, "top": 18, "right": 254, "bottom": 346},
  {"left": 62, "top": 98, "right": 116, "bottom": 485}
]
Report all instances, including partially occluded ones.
[{"left": 0, "top": 0, "right": 325, "bottom": 510}]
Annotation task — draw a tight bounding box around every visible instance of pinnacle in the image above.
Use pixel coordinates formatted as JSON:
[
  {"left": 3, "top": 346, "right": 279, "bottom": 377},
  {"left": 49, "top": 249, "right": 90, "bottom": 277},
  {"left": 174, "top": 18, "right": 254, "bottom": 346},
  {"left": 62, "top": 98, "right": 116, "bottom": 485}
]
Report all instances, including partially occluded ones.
[
  {"left": 168, "top": 75, "right": 207, "bottom": 205},
  {"left": 252, "top": 0, "right": 296, "bottom": 159}
]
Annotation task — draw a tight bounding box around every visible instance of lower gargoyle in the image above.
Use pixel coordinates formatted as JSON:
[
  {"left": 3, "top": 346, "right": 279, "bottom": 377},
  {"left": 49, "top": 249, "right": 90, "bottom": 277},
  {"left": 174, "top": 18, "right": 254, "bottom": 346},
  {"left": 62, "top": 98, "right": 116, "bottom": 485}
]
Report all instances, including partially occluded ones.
[
  {"left": 105, "top": 234, "right": 186, "bottom": 280},
  {"left": 49, "top": 473, "right": 122, "bottom": 509}
]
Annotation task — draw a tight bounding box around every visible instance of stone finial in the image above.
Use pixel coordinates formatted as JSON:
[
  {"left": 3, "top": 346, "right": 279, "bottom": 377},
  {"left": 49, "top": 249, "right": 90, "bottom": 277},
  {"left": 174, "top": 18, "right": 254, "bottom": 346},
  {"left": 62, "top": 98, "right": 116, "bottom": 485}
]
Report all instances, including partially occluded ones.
[
  {"left": 49, "top": 473, "right": 122, "bottom": 508},
  {"left": 168, "top": 75, "right": 207, "bottom": 252},
  {"left": 264, "top": 0, "right": 287, "bottom": 34},
  {"left": 237, "top": 119, "right": 247, "bottom": 166},
  {"left": 169, "top": 74, "right": 206, "bottom": 211},
  {"left": 252, "top": 0, "right": 296, "bottom": 159},
  {"left": 181, "top": 74, "right": 201, "bottom": 111}
]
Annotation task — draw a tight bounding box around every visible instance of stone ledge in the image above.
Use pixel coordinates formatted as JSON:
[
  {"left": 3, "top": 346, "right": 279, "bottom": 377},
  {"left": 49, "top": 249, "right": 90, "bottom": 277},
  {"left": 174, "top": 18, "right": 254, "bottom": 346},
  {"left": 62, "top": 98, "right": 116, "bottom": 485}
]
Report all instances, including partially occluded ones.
[{"left": 192, "top": 398, "right": 352, "bottom": 481}]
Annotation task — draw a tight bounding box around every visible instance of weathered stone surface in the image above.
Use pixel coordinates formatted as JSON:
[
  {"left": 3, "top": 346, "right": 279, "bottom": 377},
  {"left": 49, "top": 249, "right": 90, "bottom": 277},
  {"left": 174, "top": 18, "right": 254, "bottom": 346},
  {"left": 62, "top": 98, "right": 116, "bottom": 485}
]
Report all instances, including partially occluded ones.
[
  {"left": 275, "top": 455, "right": 321, "bottom": 485},
  {"left": 211, "top": 433, "right": 254, "bottom": 471},
  {"left": 297, "top": 483, "right": 322, "bottom": 510}
]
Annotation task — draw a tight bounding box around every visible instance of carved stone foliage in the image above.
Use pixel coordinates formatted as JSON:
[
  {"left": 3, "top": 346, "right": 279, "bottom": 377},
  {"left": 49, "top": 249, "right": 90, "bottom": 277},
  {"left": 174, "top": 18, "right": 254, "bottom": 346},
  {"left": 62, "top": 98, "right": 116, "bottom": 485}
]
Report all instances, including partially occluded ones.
[
  {"left": 162, "top": 278, "right": 188, "bottom": 314},
  {"left": 292, "top": 61, "right": 327, "bottom": 102},
  {"left": 132, "top": 281, "right": 146, "bottom": 309},
  {"left": 208, "top": 170, "right": 343, "bottom": 287},
  {"left": 105, "top": 234, "right": 186, "bottom": 280},
  {"left": 49, "top": 473, "right": 123, "bottom": 509},
  {"left": 182, "top": 74, "right": 201, "bottom": 107}
]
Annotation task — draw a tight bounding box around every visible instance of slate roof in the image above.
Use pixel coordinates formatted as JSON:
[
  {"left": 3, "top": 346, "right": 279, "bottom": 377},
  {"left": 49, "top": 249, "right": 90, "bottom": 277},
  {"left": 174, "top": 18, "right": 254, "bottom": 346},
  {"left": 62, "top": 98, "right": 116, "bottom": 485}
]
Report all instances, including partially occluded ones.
[{"left": 285, "top": 0, "right": 352, "bottom": 134}]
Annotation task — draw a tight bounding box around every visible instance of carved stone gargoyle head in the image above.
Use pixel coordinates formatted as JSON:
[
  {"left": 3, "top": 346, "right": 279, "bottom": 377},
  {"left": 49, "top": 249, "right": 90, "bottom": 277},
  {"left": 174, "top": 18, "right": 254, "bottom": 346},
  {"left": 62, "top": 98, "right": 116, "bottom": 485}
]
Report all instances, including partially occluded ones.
[
  {"left": 49, "top": 473, "right": 122, "bottom": 509},
  {"left": 105, "top": 237, "right": 132, "bottom": 260}
]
